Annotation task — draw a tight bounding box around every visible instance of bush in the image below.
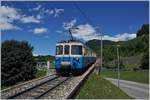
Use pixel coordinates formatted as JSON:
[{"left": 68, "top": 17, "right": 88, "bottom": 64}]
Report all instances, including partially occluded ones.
[
  {"left": 119, "top": 60, "right": 125, "bottom": 70},
  {"left": 2, "top": 40, "right": 37, "bottom": 86},
  {"left": 137, "top": 24, "right": 149, "bottom": 37},
  {"left": 140, "top": 51, "right": 149, "bottom": 69}
]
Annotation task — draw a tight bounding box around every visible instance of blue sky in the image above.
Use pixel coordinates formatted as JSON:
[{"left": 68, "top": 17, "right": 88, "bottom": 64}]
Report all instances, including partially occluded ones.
[{"left": 1, "top": 1, "right": 149, "bottom": 56}]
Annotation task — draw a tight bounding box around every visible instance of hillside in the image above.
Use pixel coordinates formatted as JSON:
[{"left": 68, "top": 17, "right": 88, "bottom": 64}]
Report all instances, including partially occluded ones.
[
  {"left": 86, "top": 24, "right": 149, "bottom": 69},
  {"left": 34, "top": 55, "right": 55, "bottom": 62},
  {"left": 86, "top": 39, "right": 116, "bottom": 48}
]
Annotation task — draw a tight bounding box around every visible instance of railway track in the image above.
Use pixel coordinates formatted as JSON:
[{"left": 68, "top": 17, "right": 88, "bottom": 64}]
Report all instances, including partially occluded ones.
[
  {"left": 5, "top": 76, "right": 71, "bottom": 99},
  {"left": 2, "top": 60, "right": 98, "bottom": 99}
]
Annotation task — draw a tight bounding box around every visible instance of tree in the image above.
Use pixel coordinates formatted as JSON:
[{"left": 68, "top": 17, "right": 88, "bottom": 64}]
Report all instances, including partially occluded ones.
[
  {"left": 86, "top": 24, "right": 149, "bottom": 69},
  {"left": 137, "top": 24, "right": 149, "bottom": 37},
  {"left": 34, "top": 55, "right": 55, "bottom": 62},
  {"left": 119, "top": 60, "right": 125, "bottom": 70},
  {"left": 2, "top": 40, "right": 37, "bottom": 86},
  {"left": 140, "top": 50, "right": 149, "bottom": 69}
]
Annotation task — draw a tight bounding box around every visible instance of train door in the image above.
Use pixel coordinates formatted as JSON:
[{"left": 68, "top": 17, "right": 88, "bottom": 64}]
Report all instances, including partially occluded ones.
[
  {"left": 55, "top": 45, "right": 63, "bottom": 69},
  {"left": 63, "top": 45, "right": 71, "bottom": 62}
]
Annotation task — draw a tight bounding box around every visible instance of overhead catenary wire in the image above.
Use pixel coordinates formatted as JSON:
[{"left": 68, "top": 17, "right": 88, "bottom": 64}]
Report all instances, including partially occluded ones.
[
  {"left": 72, "top": 1, "right": 95, "bottom": 27},
  {"left": 72, "top": 1, "right": 103, "bottom": 74}
]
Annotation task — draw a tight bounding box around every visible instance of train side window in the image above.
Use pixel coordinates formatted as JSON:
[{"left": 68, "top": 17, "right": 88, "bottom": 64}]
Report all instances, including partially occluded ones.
[
  {"left": 71, "top": 45, "right": 82, "bottom": 55},
  {"left": 56, "top": 45, "right": 63, "bottom": 55},
  {"left": 64, "top": 45, "right": 70, "bottom": 55}
]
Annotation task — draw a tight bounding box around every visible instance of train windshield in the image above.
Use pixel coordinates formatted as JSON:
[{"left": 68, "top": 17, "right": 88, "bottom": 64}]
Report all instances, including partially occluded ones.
[
  {"left": 64, "top": 45, "right": 70, "bottom": 55},
  {"left": 56, "top": 45, "right": 63, "bottom": 55},
  {"left": 71, "top": 45, "right": 82, "bottom": 55}
]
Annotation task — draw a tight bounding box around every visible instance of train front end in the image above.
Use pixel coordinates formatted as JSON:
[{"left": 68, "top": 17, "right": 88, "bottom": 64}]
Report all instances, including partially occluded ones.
[{"left": 55, "top": 41, "right": 84, "bottom": 75}]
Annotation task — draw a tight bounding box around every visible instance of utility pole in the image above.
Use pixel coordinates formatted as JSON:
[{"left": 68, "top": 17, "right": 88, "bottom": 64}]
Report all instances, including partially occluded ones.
[
  {"left": 98, "top": 33, "right": 103, "bottom": 74},
  {"left": 117, "top": 45, "right": 120, "bottom": 87}
]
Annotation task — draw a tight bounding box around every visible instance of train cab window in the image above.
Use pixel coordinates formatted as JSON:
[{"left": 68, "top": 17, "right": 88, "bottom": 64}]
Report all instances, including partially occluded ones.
[
  {"left": 71, "top": 45, "right": 82, "bottom": 55},
  {"left": 64, "top": 45, "right": 70, "bottom": 55},
  {"left": 56, "top": 45, "right": 63, "bottom": 55}
]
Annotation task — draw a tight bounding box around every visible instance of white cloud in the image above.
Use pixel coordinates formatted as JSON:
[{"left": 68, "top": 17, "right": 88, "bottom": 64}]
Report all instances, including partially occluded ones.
[
  {"left": 95, "top": 33, "right": 136, "bottom": 41},
  {"left": 20, "top": 15, "right": 40, "bottom": 23},
  {"left": 56, "top": 30, "right": 63, "bottom": 33},
  {"left": 44, "top": 9, "right": 54, "bottom": 15},
  {"left": 73, "top": 27, "right": 136, "bottom": 41},
  {"left": 72, "top": 25, "right": 136, "bottom": 41},
  {"left": 74, "top": 24, "right": 96, "bottom": 36},
  {"left": 0, "top": 6, "right": 21, "bottom": 30},
  {"left": 54, "top": 8, "right": 64, "bottom": 17},
  {"left": 42, "top": 8, "right": 64, "bottom": 17},
  {"left": 0, "top": 22, "right": 21, "bottom": 30},
  {"left": 62, "top": 20, "right": 136, "bottom": 41},
  {"left": 33, "top": 53, "right": 39, "bottom": 56},
  {"left": 71, "top": 23, "right": 97, "bottom": 41},
  {"left": 48, "top": 10, "right": 54, "bottom": 15},
  {"left": 36, "top": 14, "right": 43, "bottom": 19},
  {"left": 33, "top": 5, "right": 42, "bottom": 10},
  {"left": 114, "top": 33, "right": 136, "bottom": 41},
  {"left": 29, "top": 4, "right": 42, "bottom": 11},
  {"left": 63, "top": 19, "right": 77, "bottom": 30},
  {"left": 32, "top": 27, "right": 48, "bottom": 34},
  {"left": 29, "top": 5, "right": 64, "bottom": 18},
  {"left": 0, "top": 6, "right": 42, "bottom": 30}
]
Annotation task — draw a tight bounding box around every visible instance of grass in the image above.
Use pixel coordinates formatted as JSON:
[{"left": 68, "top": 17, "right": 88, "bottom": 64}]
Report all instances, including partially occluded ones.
[
  {"left": 76, "top": 73, "right": 131, "bottom": 99},
  {"left": 100, "top": 70, "right": 149, "bottom": 84},
  {"left": 35, "top": 69, "right": 47, "bottom": 78},
  {"left": 108, "top": 64, "right": 140, "bottom": 69},
  {"left": 124, "top": 64, "right": 139, "bottom": 69}
]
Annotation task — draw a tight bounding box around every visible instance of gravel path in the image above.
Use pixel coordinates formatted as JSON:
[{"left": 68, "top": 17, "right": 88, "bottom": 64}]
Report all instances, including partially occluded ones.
[{"left": 105, "top": 77, "right": 149, "bottom": 99}]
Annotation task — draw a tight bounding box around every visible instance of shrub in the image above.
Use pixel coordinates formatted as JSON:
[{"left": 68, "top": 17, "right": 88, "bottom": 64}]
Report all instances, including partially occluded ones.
[{"left": 2, "top": 40, "right": 37, "bottom": 86}]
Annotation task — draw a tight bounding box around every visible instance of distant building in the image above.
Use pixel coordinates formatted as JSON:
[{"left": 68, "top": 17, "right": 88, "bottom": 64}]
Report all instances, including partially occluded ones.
[{"left": 36, "top": 62, "right": 47, "bottom": 69}]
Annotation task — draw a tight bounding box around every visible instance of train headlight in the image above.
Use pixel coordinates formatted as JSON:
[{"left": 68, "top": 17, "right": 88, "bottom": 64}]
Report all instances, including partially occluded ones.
[
  {"left": 75, "top": 57, "right": 79, "bottom": 61},
  {"left": 55, "top": 58, "right": 60, "bottom": 62},
  {"left": 74, "top": 57, "right": 80, "bottom": 63}
]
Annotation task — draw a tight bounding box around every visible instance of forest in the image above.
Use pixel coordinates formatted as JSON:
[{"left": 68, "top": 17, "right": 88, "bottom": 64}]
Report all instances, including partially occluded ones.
[{"left": 86, "top": 24, "right": 149, "bottom": 69}]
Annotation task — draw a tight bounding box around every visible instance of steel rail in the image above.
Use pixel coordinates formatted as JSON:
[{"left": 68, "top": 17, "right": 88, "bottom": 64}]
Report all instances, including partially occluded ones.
[
  {"left": 35, "top": 77, "right": 71, "bottom": 99},
  {"left": 7, "top": 76, "right": 58, "bottom": 99},
  {"left": 2, "top": 74, "right": 57, "bottom": 93}
]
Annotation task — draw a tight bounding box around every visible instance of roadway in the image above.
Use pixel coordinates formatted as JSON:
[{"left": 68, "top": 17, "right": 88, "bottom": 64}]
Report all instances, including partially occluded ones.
[{"left": 105, "top": 77, "right": 149, "bottom": 99}]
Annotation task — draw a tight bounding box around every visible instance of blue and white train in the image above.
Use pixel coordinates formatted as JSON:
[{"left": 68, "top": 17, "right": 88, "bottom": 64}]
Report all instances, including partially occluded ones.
[{"left": 55, "top": 40, "right": 96, "bottom": 75}]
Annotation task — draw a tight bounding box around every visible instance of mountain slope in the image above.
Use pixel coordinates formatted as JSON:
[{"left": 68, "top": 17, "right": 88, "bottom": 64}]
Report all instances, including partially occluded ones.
[{"left": 86, "top": 24, "right": 149, "bottom": 69}]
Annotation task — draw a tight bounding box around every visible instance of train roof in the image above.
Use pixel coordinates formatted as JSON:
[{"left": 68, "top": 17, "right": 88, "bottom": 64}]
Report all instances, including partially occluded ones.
[
  {"left": 57, "top": 40, "right": 86, "bottom": 45},
  {"left": 57, "top": 40, "right": 84, "bottom": 44},
  {"left": 56, "top": 40, "right": 96, "bottom": 54}
]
